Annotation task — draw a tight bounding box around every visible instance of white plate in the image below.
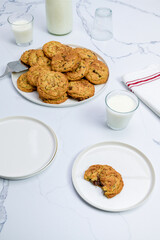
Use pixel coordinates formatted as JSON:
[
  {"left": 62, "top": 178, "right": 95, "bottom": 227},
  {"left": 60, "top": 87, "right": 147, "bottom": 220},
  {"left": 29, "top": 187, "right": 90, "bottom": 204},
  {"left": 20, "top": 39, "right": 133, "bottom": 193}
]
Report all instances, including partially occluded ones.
[
  {"left": 72, "top": 142, "right": 155, "bottom": 212},
  {"left": 11, "top": 44, "right": 109, "bottom": 107},
  {"left": 0, "top": 116, "right": 58, "bottom": 180}
]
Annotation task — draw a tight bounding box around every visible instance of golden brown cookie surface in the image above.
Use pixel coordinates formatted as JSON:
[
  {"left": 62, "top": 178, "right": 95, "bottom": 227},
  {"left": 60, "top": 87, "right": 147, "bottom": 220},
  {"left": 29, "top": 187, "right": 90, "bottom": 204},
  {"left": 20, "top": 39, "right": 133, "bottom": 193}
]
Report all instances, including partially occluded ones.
[
  {"left": 84, "top": 165, "right": 104, "bottom": 186},
  {"left": 85, "top": 60, "right": 109, "bottom": 84},
  {"left": 28, "top": 49, "right": 51, "bottom": 67},
  {"left": 17, "top": 72, "right": 36, "bottom": 92},
  {"left": 37, "top": 71, "right": 68, "bottom": 99},
  {"left": 42, "top": 41, "right": 67, "bottom": 59},
  {"left": 65, "top": 59, "right": 89, "bottom": 81},
  {"left": 27, "top": 65, "right": 51, "bottom": 87},
  {"left": 100, "top": 168, "right": 124, "bottom": 198},
  {"left": 40, "top": 92, "right": 68, "bottom": 104},
  {"left": 84, "top": 164, "right": 124, "bottom": 199},
  {"left": 51, "top": 49, "right": 79, "bottom": 72},
  {"left": 20, "top": 49, "right": 34, "bottom": 65},
  {"left": 67, "top": 79, "right": 95, "bottom": 101},
  {"left": 75, "top": 48, "right": 98, "bottom": 62}
]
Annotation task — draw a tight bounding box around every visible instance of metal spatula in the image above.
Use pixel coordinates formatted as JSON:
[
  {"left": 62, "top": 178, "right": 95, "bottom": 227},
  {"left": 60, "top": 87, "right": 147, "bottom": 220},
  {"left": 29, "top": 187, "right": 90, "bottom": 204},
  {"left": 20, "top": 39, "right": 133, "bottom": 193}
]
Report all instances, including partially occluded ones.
[{"left": 0, "top": 60, "right": 28, "bottom": 79}]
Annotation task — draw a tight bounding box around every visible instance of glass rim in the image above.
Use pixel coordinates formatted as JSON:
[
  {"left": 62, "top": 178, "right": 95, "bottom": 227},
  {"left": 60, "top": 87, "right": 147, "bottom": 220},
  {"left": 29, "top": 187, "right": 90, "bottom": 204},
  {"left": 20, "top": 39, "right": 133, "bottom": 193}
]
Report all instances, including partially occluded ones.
[
  {"left": 95, "top": 7, "right": 112, "bottom": 17},
  {"left": 105, "top": 89, "right": 139, "bottom": 114},
  {"left": 7, "top": 13, "right": 34, "bottom": 25}
]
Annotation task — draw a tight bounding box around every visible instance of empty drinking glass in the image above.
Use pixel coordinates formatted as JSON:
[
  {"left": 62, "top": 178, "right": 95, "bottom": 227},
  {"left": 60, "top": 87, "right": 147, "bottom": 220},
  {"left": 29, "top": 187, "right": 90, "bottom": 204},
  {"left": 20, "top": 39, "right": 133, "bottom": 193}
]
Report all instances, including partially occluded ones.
[{"left": 91, "top": 8, "right": 113, "bottom": 41}]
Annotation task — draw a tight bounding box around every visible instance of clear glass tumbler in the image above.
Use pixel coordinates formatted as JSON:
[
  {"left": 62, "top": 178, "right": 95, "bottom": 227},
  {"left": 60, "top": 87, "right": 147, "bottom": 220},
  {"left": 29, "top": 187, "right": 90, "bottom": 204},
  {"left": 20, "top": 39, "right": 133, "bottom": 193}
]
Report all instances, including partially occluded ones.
[
  {"left": 92, "top": 8, "right": 113, "bottom": 41},
  {"left": 8, "top": 13, "right": 34, "bottom": 46}
]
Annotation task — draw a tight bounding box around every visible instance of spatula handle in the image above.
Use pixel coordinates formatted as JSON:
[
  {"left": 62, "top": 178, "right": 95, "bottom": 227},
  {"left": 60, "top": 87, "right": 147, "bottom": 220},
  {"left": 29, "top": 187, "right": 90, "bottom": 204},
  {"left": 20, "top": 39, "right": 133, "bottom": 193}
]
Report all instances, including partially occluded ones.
[{"left": 0, "top": 66, "right": 11, "bottom": 79}]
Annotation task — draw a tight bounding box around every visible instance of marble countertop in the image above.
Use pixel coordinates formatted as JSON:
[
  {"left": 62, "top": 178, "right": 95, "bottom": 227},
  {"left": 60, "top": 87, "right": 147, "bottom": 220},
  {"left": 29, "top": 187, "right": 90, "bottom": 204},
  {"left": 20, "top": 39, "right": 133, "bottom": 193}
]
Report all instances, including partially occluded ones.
[{"left": 0, "top": 0, "right": 160, "bottom": 239}]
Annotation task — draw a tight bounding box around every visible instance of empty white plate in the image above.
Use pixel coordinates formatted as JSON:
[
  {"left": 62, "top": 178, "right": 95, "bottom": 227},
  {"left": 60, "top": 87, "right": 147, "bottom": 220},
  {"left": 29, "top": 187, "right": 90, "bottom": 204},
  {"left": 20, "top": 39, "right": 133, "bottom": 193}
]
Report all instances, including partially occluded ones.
[
  {"left": 0, "top": 116, "right": 58, "bottom": 179},
  {"left": 72, "top": 142, "right": 155, "bottom": 212}
]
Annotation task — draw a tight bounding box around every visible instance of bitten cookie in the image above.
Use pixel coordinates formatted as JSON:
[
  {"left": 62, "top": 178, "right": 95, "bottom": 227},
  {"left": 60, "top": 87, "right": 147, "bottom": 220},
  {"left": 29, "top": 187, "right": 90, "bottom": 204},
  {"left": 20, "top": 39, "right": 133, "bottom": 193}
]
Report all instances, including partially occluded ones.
[
  {"left": 67, "top": 79, "right": 95, "bottom": 101},
  {"left": 84, "top": 165, "right": 104, "bottom": 186},
  {"left": 84, "top": 164, "right": 124, "bottom": 199},
  {"left": 17, "top": 72, "right": 36, "bottom": 92},
  {"left": 85, "top": 60, "right": 109, "bottom": 84},
  {"left": 37, "top": 71, "right": 68, "bottom": 99},
  {"left": 100, "top": 168, "right": 124, "bottom": 198}
]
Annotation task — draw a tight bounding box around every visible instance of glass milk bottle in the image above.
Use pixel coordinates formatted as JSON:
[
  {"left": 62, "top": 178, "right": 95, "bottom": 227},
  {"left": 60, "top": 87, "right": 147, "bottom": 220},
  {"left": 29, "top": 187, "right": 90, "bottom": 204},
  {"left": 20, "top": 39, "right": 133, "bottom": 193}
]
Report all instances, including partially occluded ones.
[{"left": 45, "top": 0, "right": 73, "bottom": 35}]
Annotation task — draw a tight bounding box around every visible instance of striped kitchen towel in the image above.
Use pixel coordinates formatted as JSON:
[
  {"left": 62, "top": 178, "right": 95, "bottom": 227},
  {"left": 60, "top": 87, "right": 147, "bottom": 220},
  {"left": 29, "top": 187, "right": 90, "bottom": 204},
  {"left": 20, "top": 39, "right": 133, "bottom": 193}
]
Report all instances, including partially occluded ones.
[{"left": 122, "top": 64, "right": 160, "bottom": 117}]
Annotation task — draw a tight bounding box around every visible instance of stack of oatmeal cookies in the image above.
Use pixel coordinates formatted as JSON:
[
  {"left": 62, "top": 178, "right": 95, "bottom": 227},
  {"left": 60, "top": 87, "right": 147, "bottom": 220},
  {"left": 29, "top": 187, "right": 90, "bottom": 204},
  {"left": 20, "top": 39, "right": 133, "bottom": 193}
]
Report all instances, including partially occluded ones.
[{"left": 18, "top": 41, "right": 109, "bottom": 104}]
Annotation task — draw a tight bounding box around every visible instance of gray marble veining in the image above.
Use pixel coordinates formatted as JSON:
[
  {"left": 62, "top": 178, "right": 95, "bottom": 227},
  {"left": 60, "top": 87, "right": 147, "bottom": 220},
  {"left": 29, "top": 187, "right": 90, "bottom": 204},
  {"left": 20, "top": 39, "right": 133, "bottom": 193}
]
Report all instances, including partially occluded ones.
[
  {"left": 0, "top": 0, "right": 43, "bottom": 26},
  {"left": 0, "top": 180, "right": 9, "bottom": 232},
  {"left": 0, "top": 0, "right": 159, "bottom": 239},
  {"left": 76, "top": 0, "right": 160, "bottom": 61}
]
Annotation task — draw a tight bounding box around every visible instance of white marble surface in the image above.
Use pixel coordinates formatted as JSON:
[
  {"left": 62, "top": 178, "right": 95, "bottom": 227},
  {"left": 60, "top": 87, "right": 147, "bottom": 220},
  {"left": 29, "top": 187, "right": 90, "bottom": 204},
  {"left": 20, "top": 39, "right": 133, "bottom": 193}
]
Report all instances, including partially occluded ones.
[{"left": 0, "top": 0, "right": 160, "bottom": 239}]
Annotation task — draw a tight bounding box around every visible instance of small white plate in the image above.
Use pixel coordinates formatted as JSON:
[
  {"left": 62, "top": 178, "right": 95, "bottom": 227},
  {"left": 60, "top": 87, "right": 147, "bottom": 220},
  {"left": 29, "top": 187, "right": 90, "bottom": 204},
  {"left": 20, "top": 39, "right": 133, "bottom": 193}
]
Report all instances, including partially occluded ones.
[
  {"left": 72, "top": 142, "right": 155, "bottom": 212},
  {"left": 0, "top": 116, "right": 58, "bottom": 180},
  {"left": 11, "top": 44, "right": 109, "bottom": 107}
]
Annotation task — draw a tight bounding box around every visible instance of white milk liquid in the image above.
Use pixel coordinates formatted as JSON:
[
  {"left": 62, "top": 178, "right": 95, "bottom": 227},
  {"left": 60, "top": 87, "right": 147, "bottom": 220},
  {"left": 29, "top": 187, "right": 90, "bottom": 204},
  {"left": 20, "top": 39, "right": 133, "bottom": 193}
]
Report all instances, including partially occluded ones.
[
  {"left": 12, "top": 20, "right": 33, "bottom": 44},
  {"left": 106, "top": 94, "right": 137, "bottom": 130},
  {"left": 45, "top": 0, "right": 72, "bottom": 35}
]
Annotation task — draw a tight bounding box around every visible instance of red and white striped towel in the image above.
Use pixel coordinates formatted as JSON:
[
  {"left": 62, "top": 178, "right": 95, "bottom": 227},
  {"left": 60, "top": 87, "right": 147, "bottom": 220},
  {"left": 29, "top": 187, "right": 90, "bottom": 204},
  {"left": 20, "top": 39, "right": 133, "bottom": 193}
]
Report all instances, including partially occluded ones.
[{"left": 122, "top": 64, "right": 160, "bottom": 117}]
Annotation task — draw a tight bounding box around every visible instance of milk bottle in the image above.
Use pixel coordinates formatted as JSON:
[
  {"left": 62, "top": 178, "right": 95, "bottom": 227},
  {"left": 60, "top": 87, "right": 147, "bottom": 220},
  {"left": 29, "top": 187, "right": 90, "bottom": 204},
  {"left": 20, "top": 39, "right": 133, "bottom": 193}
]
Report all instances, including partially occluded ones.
[{"left": 45, "top": 0, "right": 73, "bottom": 35}]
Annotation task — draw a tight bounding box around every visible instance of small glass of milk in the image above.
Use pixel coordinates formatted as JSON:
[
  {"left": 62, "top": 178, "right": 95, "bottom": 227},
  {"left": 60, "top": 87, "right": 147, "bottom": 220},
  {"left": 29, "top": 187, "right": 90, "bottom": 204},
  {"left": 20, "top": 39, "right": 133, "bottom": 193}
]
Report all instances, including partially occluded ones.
[
  {"left": 105, "top": 90, "right": 139, "bottom": 130},
  {"left": 8, "top": 14, "right": 34, "bottom": 46}
]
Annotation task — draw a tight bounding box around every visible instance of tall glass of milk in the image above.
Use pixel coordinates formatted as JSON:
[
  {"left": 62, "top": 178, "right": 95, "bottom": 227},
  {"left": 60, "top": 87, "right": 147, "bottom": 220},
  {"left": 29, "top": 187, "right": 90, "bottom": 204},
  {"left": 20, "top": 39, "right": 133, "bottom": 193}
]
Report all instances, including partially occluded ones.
[
  {"left": 105, "top": 90, "right": 139, "bottom": 130},
  {"left": 45, "top": 0, "right": 73, "bottom": 35},
  {"left": 8, "top": 14, "right": 34, "bottom": 46}
]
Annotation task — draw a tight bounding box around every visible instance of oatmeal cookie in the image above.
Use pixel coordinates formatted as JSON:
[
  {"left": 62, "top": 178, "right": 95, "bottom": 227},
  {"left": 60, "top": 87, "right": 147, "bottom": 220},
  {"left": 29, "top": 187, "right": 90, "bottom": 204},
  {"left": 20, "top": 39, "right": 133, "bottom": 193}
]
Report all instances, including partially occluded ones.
[
  {"left": 85, "top": 60, "right": 109, "bottom": 84},
  {"left": 28, "top": 49, "right": 51, "bottom": 67},
  {"left": 65, "top": 59, "right": 89, "bottom": 81},
  {"left": 27, "top": 65, "right": 51, "bottom": 87},
  {"left": 20, "top": 49, "right": 34, "bottom": 65},
  {"left": 67, "top": 79, "right": 95, "bottom": 101},
  {"left": 37, "top": 71, "right": 68, "bottom": 99},
  {"left": 84, "top": 165, "right": 115, "bottom": 186},
  {"left": 84, "top": 164, "right": 124, "bottom": 199},
  {"left": 40, "top": 92, "right": 68, "bottom": 104},
  {"left": 84, "top": 165, "right": 104, "bottom": 186},
  {"left": 17, "top": 72, "right": 36, "bottom": 92},
  {"left": 51, "top": 49, "right": 79, "bottom": 72},
  {"left": 75, "top": 47, "right": 97, "bottom": 62},
  {"left": 100, "top": 168, "right": 124, "bottom": 198},
  {"left": 42, "top": 41, "right": 68, "bottom": 59}
]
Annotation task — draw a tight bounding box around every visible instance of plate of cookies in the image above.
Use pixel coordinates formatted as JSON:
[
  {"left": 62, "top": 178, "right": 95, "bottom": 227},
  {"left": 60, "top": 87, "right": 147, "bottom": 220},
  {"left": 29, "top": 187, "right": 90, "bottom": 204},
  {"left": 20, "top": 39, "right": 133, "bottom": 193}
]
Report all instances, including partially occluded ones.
[
  {"left": 12, "top": 41, "right": 109, "bottom": 107},
  {"left": 72, "top": 142, "right": 155, "bottom": 212}
]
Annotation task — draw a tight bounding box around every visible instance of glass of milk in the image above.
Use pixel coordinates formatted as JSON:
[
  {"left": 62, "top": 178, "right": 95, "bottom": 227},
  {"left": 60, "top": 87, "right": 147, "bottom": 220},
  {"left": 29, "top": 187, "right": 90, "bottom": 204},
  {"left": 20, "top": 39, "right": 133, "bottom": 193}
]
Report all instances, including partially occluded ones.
[
  {"left": 91, "top": 8, "right": 113, "bottom": 41},
  {"left": 105, "top": 90, "right": 139, "bottom": 130},
  {"left": 8, "top": 14, "right": 34, "bottom": 46}
]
